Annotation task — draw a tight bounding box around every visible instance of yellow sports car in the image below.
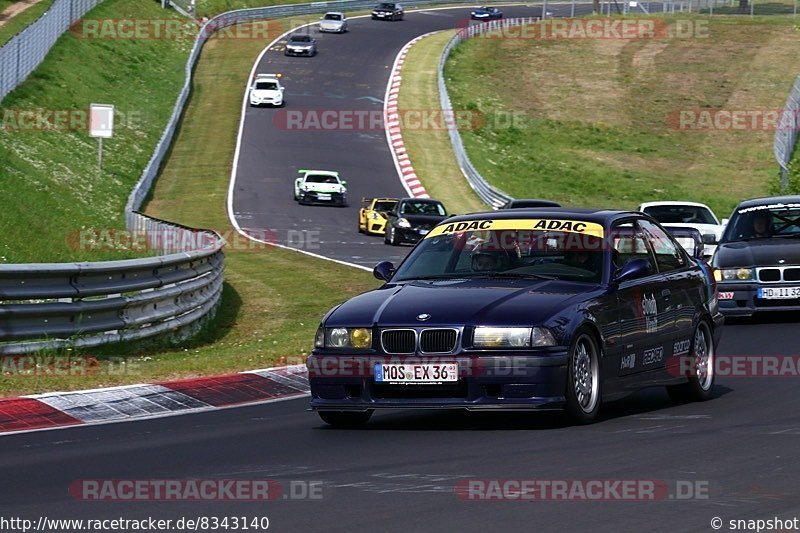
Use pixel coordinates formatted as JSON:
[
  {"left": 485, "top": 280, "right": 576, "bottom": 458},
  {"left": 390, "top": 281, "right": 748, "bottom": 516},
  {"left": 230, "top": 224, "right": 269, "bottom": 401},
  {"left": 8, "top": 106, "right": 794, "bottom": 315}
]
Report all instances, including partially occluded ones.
[{"left": 358, "top": 197, "right": 399, "bottom": 235}]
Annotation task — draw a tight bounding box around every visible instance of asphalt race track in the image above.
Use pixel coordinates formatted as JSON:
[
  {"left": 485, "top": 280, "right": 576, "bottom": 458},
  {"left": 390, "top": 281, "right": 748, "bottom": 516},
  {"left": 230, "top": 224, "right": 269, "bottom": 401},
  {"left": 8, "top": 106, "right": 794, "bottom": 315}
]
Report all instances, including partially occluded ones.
[
  {"left": 2, "top": 320, "right": 800, "bottom": 531},
  {"left": 231, "top": 4, "right": 588, "bottom": 268}
]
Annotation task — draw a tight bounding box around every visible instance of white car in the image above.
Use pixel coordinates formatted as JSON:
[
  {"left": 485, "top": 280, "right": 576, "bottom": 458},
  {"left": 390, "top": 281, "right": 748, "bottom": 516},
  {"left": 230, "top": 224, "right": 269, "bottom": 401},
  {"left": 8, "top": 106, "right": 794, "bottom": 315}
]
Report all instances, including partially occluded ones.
[
  {"left": 294, "top": 170, "right": 348, "bottom": 206},
  {"left": 638, "top": 201, "right": 724, "bottom": 259},
  {"left": 319, "top": 12, "right": 347, "bottom": 33},
  {"left": 249, "top": 73, "right": 284, "bottom": 107}
]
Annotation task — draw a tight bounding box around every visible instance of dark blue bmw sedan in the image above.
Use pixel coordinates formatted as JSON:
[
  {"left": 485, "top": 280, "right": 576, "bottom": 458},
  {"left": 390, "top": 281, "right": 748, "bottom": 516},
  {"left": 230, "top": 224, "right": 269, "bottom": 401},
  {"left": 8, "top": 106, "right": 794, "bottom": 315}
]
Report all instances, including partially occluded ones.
[{"left": 308, "top": 209, "right": 723, "bottom": 426}]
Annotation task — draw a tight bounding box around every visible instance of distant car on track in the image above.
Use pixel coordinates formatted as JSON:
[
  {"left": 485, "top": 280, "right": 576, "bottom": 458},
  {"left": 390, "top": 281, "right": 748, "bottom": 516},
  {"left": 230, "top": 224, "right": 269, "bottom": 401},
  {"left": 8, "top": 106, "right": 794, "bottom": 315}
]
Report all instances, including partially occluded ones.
[
  {"left": 294, "top": 170, "right": 348, "bottom": 206},
  {"left": 372, "top": 2, "right": 404, "bottom": 20},
  {"left": 285, "top": 34, "right": 317, "bottom": 56},
  {"left": 308, "top": 208, "right": 723, "bottom": 426},
  {"left": 384, "top": 198, "right": 449, "bottom": 245},
  {"left": 712, "top": 195, "right": 800, "bottom": 316},
  {"left": 470, "top": 6, "right": 503, "bottom": 19},
  {"left": 319, "top": 12, "right": 348, "bottom": 32},
  {"left": 359, "top": 197, "right": 399, "bottom": 235},
  {"left": 638, "top": 201, "right": 724, "bottom": 259},
  {"left": 249, "top": 73, "right": 284, "bottom": 107}
]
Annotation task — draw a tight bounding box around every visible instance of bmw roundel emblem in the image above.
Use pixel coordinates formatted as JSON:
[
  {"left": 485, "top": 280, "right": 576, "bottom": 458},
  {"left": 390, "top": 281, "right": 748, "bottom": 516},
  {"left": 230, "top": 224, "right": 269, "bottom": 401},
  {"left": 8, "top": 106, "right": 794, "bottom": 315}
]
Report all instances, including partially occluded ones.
[{"left": 417, "top": 313, "right": 431, "bottom": 321}]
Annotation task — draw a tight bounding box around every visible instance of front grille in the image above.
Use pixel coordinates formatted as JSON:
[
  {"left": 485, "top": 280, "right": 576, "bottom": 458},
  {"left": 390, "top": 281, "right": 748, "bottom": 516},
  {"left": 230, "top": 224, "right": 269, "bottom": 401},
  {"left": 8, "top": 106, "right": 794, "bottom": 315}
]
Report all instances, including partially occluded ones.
[
  {"left": 381, "top": 329, "right": 415, "bottom": 354},
  {"left": 759, "top": 268, "right": 781, "bottom": 282},
  {"left": 786, "top": 268, "right": 800, "bottom": 281},
  {"left": 420, "top": 329, "right": 458, "bottom": 353}
]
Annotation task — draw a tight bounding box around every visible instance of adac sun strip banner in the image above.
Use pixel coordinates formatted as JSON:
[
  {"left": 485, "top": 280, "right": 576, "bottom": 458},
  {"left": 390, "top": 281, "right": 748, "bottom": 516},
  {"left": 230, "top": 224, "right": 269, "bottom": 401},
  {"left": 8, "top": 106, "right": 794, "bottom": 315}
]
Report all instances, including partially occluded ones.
[{"left": 425, "top": 219, "right": 605, "bottom": 239}]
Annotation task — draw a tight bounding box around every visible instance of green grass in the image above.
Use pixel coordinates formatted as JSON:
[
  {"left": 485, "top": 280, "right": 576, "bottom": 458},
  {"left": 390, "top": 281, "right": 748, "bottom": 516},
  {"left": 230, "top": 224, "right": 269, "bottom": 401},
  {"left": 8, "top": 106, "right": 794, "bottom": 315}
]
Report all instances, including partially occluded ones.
[
  {"left": 397, "top": 30, "right": 487, "bottom": 216},
  {"left": 0, "top": 18, "right": 377, "bottom": 397},
  {"left": 442, "top": 15, "right": 800, "bottom": 218},
  {"left": 0, "top": 0, "right": 55, "bottom": 47},
  {"left": 0, "top": 0, "right": 193, "bottom": 263}
]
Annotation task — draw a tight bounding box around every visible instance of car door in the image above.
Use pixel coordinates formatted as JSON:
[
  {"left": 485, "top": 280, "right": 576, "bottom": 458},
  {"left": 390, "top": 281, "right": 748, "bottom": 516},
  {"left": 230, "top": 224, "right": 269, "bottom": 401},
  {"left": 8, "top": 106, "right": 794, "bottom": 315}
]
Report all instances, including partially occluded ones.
[
  {"left": 609, "top": 220, "right": 673, "bottom": 377},
  {"left": 638, "top": 219, "right": 699, "bottom": 373}
]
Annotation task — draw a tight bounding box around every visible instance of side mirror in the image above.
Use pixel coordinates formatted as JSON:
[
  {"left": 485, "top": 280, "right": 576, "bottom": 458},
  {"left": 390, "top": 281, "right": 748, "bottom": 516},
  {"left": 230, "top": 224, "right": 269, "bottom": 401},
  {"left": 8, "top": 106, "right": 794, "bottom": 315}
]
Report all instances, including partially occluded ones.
[
  {"left": 613, "top": 258, "right": 652, "bottom": 284},
  {"left": 341, "top": 180, "right": 347, "bottom": 186},
  {"left": 702, "top": 233, "right": 717, "bottom": 245},
  {"left": 721, "top": 218, "right": 729, "bottom": 227},
  {"left": 373, "top": 261, "right": 395, "bottom": 282}
]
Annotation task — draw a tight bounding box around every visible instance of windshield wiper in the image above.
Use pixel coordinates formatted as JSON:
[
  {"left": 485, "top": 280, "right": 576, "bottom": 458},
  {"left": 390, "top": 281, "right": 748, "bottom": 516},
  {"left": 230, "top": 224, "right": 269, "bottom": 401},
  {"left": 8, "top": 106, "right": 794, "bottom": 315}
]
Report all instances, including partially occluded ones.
[{"left": 461, "top": 272, "right": 558, "bottom": 280}]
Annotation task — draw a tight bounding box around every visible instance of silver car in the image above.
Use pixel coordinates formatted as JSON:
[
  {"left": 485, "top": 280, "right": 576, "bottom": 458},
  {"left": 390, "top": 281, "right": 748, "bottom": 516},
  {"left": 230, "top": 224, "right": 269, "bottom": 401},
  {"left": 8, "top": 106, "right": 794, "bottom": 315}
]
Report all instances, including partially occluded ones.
[{"left": 319, "top": 12, "right": 347, "bottom": 33}]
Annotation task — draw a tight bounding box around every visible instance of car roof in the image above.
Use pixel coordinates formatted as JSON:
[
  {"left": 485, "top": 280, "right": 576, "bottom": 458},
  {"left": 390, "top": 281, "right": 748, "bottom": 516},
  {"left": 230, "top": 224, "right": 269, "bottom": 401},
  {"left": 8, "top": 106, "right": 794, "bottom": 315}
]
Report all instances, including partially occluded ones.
[
  {"left": 638, "top": 201, "right": 713, "bottom": 209},
  {"left": 324, "top": 11, "right": 344, "bottom": 15},
  {"left": 735, "top": 195, "right": 800, "bottom": 209},
  {"left": 443, "top": 208, "right": 639, "bottom": 225},
  {"left": 399, "top": 197, "right": 443, "bottom": 204}
]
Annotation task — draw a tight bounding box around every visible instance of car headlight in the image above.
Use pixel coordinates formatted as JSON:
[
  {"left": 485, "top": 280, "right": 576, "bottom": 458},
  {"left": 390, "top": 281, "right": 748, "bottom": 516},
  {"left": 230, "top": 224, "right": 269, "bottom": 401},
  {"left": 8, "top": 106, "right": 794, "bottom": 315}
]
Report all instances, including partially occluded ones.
[
  {"left": 322, "top": 327, "right": 372, "bottom": 349},
  {"left": 370, "top": 212, "right": 381, "bottom": 220},
  {"left": 714, "top": 268, "right": 753, "bottom": 282},
  {"left": 315, "top": 326, "right": 325, "bottom": 348},
  {"left": 397, "top": 218, "right": 411, "bottom": 228},
  {"left": 473, "top": 327, "right": 556, "bottom": 348}
]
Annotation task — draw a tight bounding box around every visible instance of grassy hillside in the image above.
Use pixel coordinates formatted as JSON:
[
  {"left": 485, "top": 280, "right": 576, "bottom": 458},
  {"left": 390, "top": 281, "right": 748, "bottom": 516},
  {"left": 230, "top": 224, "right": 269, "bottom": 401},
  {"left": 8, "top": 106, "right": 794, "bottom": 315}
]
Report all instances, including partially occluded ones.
[{"left": 443, "top": 15, "right": 800, "bottom": 217}]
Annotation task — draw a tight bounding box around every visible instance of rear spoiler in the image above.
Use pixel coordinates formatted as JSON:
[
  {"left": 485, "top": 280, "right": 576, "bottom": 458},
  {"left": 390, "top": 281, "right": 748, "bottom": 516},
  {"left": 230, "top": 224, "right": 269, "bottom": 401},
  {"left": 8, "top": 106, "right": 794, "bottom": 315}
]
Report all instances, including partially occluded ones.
[{"left": 298, "top": 169, "right": 339, "bottom": 176}]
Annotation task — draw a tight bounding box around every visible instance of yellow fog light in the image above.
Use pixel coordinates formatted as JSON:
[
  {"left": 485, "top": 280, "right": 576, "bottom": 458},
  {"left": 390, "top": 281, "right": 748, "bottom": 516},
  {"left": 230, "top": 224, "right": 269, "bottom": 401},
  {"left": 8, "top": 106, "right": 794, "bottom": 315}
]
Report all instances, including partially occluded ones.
[
  {"left": 736, "top": 268, "right": 752, "bottom": 280},
  {"left": 350, "top": 328, "right": 372, "bottom": 349}
]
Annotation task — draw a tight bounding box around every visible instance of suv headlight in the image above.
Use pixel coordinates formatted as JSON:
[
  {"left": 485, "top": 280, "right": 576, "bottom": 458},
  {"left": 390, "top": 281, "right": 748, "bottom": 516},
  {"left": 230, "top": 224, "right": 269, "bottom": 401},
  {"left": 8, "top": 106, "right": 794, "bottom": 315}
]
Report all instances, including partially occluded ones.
[
  {"left": 319, "top": 327, "right": 373, "bottom": 349},
  {"left": 473, "top": 327, "right": 556, "bottom": 348},
  {"left": 397, "top": 217, "right": 411, "bottom": 228},
  {"left": 714, "top": 268, "right": 753, "bottom": 281}
]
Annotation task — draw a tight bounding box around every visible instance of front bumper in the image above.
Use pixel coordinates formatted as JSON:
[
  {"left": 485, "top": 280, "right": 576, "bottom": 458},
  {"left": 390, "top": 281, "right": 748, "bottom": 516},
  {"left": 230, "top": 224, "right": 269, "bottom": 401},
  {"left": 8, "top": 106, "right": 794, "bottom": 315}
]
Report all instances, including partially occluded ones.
[
  {"left": 307, "top": 352, "right": 569, "bottom": 411},
  {"left": 285, "top": 47, "right": 315, "bottom": 56},
  {"left": 394, "top": 226, "right": 431, "bottom": 243},
  {"left": 300, "top": 191, "right": 346, "bottom": 205},
  {"left": 717, "top": 282, "right": 800, "bottom": 316},
  {"left": 372, "top": 12, "right": 396, "bottom": 18},
  {"left": 319, "top": 25, "right": 344, "bottom": 32},
  {"left": 366, "top": 219, "right": 388, "bottom": 235},
  {"left": 250, "top": 97, "right": 282, "bottom": 106}
]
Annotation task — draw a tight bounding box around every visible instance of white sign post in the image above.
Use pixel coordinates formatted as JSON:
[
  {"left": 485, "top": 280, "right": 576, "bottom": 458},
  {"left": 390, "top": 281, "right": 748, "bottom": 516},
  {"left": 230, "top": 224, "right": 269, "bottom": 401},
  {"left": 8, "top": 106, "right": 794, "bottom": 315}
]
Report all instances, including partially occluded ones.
[{"left": 89, "top": 103, "right": 114, "bottom": 170}]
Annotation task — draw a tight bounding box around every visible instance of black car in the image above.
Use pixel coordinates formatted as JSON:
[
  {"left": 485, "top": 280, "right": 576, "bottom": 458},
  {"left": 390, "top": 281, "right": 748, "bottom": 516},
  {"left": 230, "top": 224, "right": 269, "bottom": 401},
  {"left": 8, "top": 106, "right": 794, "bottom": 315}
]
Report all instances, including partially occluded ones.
[
  {"left": 712, "top": 195, "right": 800, "bottom": 316},
  {"left": 384, "top": 198, "right": 448, "bottom": 246},
  {"left": 372, "top": 2, "right": 404, "bottom": 20},
  {"left": 285, "top": 34, "right": 317, "bottom": 56},
  {"left": 309, "top": 209, "right": 723, "bottom": 426},
  {"left": 470, "top": 6, "right": 503, "bottom": 19},
  {"left": 501, "top": 199, "right": 561, "bottom": 209}
]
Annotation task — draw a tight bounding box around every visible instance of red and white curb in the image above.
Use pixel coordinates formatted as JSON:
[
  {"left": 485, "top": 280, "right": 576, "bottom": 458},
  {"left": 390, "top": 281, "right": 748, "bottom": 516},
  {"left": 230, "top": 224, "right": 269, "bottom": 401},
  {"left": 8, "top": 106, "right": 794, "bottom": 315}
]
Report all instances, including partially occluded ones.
[
  {"left": 384, "top": 33, "right": 439, "bottom": 199},
  {"left": 0, "top": 365, "right": 309, "bottom": 435}
]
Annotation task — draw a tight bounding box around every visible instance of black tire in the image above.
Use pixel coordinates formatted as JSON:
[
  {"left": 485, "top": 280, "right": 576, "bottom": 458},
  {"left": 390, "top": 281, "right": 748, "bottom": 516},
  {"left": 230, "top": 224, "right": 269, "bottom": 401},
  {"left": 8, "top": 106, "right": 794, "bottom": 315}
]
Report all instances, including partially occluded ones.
[
  {"left": 565, "top": 329, "right": 602, "bottom": 424},
  {"left": 667, "top": 321, "right": 715, "bottom": 403},
  {"left": 318, "top": 410, "right": 373, "bottom": 427}
]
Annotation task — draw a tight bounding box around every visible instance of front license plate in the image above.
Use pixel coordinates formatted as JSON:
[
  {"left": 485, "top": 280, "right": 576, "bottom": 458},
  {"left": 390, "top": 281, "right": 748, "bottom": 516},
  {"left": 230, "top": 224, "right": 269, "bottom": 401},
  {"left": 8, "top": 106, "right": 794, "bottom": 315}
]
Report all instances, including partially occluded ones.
[
  {"left": 374, "top": 363, "right": 458, "bottom": 384},
  {"left": 317, "top": 193, "right": 331, "bottom": 200},
  {"left": 758, "top": 286, "right": 800, "bottom": 299}
]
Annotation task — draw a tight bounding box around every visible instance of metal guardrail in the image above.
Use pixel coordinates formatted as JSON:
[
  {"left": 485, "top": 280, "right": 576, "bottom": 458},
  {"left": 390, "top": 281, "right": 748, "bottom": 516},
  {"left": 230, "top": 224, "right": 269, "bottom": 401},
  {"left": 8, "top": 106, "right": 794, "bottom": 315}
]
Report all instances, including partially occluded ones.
[
  {"left": 775, "top": 75, "right": 800, "bottom": 192},
  {"left": 438, "top": 19, "right": 536, "bottom": 209},
  {"left": 0, "top": 0, "right": 103, "bottom": 103},
  {"left": 0, "top": 215, "right": 224, "bottom": 355}
]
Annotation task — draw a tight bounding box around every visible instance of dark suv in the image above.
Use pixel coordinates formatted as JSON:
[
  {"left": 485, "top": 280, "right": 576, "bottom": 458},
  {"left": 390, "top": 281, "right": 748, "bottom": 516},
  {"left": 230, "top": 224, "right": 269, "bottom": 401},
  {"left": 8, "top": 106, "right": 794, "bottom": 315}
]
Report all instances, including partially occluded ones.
[{"left": 372, "top": 2, "right": 404, "bottom": 20}]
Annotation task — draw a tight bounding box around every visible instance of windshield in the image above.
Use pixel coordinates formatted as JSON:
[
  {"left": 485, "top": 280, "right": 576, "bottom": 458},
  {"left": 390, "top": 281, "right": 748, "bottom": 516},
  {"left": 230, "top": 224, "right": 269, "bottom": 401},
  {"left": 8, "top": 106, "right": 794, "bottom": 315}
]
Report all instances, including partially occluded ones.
[
  {"left": 290, "top": 35, "right": 312, "bottom": 43},
  {"left": 392, "top": 227, "right": 605, "bottom": 283},
  {"left": 400, "top": 201, "right": 446, "bottom": 216},
  {"left": 255, "top": 82, "right": 277, "bottom": 90},
  {"left": 324, "top": 13, "right": 342, "bottom": 20},
  {"left": 720, "top": 203, "right": 800, "bottom": 243},
  {"left": 642, "top": 205, "right": 717, "bottom": 225},
  {"left": 306, "top": 175, "right": 339, "bottom": 184},
  {"left": 377, "top": 3, "right": 394, "bottom": 8},
  {"left": 374, "top": 201, "right": 397, "bottom": 212}
]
